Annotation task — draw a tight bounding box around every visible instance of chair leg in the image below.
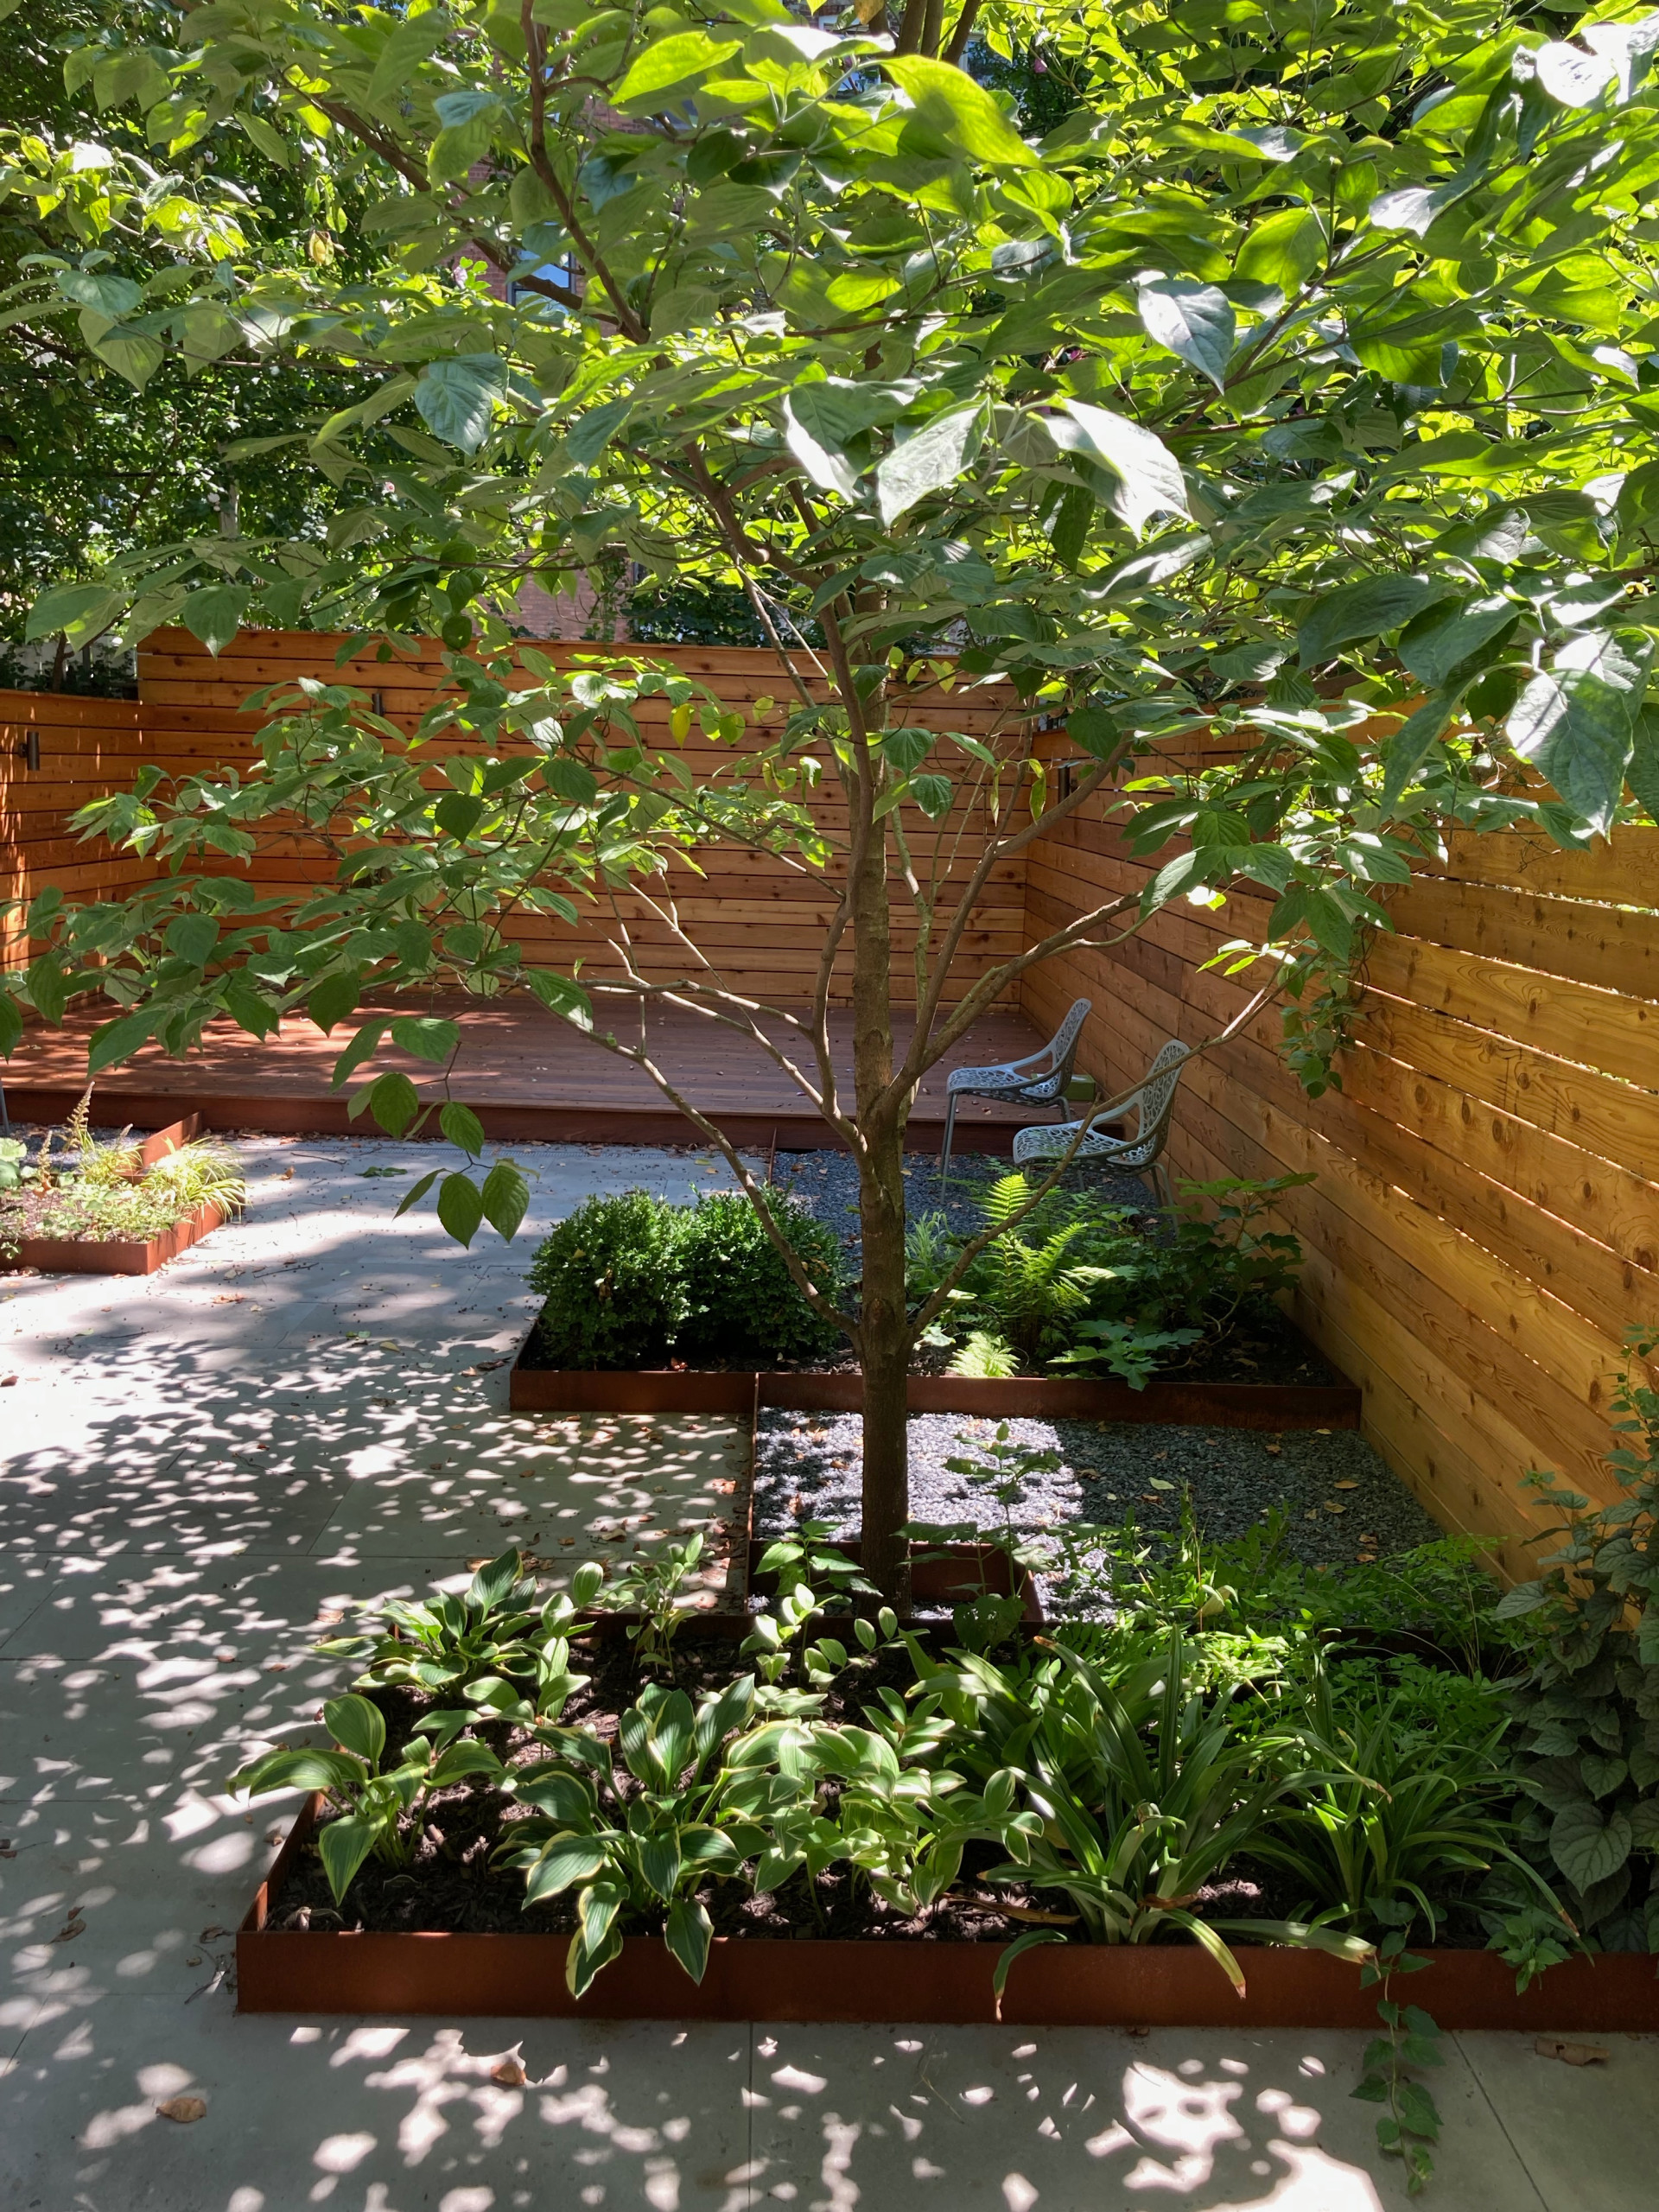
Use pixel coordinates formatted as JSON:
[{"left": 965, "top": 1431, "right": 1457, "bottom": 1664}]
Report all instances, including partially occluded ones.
[{"left": 939, "top": 1092, "right": 957, "bottom": 1185}]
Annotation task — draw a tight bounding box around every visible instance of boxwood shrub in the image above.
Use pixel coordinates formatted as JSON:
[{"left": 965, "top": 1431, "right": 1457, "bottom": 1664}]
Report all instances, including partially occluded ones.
[
  {"left": 677, "top": 1191, "right": 842, "bottom": 1363},
  {"left": 527, "top": 1188, "right": 842, "bottom": 1369},
  {"left": 527, "top": 1190, "right": 690, "bottom": 1369}
]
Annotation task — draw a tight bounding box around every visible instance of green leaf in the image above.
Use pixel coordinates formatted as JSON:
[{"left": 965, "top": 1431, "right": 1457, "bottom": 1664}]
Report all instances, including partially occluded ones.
[
  {"left": 991, "top": 1927, "right": 1066, "bottom": 2008},
  {"left": 1550, "top": 1800, "right": 1632, "bottom": 1891},
  {"left": 324, "top": 1693, "right": 386, "bottom": 1767},
  {"left": 415, "top": 357, "right": 508, "bottom": 454},
  {"left": 613, "top": 30, "right": 743, "bottom": 111},
  {"left": 664, "top": 1896, "right": 714, "bottom": 1982},
  {"left": 1379, "top": 697, "right": 1452, "bottom": 811},
  {"left": 55, "top": 267, "right": 143, "bottom": 319},
  {"left": 1628, "top": 707, "right": 1659, "bottom": 823},
  {"left": 0, "top": 990, "right": 22, "bottom": 1057},
  {"left": 783, "top": 385, "right": 864, "bottom": 499},
  {"left": 1053, "top": 401, "right": 1190, "bottom": 537},
  {"left": 439, "top": 1100, "right": 486, "bottom": 1155},
  {"left": 1298, "top": 576, "right": 1452, "bottom": 665},
  {"left": 25, "top": 956, "right": 67, "bottom": 1025},
  {"left": 163, "top": 913, "right": 219, "bottom": 967},
  {"left": 366, "top": 1069, "right": 421, "bottom": 1138},
  {"left": 526, "top": 1836, "right": 613, "bottom": 1904},
  {"left": 437, "top": 1169, "right": 486, "bottom": 1245},
  {"left": 434, "top": 792, "right": 485, "bottom": 839},
  {"left": 1137, "top": 280, "right": 1235, "bottom": 390},
  {"left": 885, "top": 55, "right": 1034, "bottom": 168},
  {"left": 393, "top": 1169, "right": 441, "bottom": 1217},
  {"left": 639, "top": 1827, "right": 683, "bottom": 1902},
  {"left": 308, "top": 971, "right": 360, "bottom": 1035},
  {"left": 86, "top": 1008, "right": 155, "bottom": 1072},
  {"left": 317, "top": 1815, "right": 382, "bottom": 1906},
  {"left": 1234, "top": 205, "right": 1326, "bottom": 292},
  {"left": 524, "top": 969, "right": 594, "bottom": 1029},
  {"left": 330, "top": 1021, "right": 388, "bottom": 1090},
  {"left": 480, "top": 1159, "right": 531, "bottom": 1240},
  {"left": 910, "top": 772, "right": 953, "bottom": 818},
  {"left": 875, "top": 404, "right": 985, "bottom": 526},
  {"left": 24, "top": 582, "right": 125, "bottom": 645},
  {"left": 181, "top": 585, "right": 251, "bottom": 658},
  {"left": 567, "top": 397, "right": 632, "bottom": 467},
  {"left": 389, "top": 1015, "right": 461, "bottom": 1065},
  {"left": 1398, "top": 594, "right": 1518, "bottom": 690},
  {"left": 1509, "top": 632, "right": 1646, "bottom": 836}
]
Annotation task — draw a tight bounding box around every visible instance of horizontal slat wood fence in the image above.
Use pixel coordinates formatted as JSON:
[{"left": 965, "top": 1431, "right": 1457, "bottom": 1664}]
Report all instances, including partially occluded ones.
[
  {"left": 5, "top": 632, "right": 1026, "bottom": 1002},
  {"left": 8, "top": 634, "right": 1659, "bottom": 1560},
  {"left": 1022, "top": 774, "right": 1659, "bottom": 1576}
]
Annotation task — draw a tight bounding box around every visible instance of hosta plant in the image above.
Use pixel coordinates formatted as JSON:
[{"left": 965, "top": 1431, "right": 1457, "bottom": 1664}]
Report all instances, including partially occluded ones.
[
  {"left": 502, "top": 1674, "right": 769, "bottom": 1994},
  {"left": 230, "top": 1693, "right": 505, "bottom": 1905},
  {"left": 318, "top": 1549, "right": 601, "bottom": 1697}
]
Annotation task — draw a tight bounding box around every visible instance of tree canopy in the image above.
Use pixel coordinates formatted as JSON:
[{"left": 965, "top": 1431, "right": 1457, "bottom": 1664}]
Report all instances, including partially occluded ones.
[{"left": 11, "top": 0, "right": 1659, "bottom": 1592}]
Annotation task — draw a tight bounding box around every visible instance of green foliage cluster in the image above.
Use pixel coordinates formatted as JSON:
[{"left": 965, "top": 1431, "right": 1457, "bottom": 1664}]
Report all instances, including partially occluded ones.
[
  {"left": 1495, "top": 1332, "right": 1659, "bottom": 1950},
  {"left": 0, "top": 0, "right": 378, "bottom": 656},
  {"left": 910, "top": 1172, "right": 1306, "bottom": 1382},
  {"left": 231, "top": 1520, "right": 1615, "bottom": 2193},
  {"left": 528, "top": 1187, "right": 841, "bottom": 1369}
]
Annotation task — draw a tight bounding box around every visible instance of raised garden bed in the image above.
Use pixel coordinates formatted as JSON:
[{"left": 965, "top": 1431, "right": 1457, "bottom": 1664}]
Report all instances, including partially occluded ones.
[
  {"left": 506, "top": 1324, "right": 1362, "bottom": 1428},
  {"left": 0, "top": 1197, "right": 226, "bottom": 1276},
  {"left": 238, "top": 1792, "right": 1659, "bottom": 2028},
  {"left": 0, "top": 1111, "right": 232, "bottom": 1275}
]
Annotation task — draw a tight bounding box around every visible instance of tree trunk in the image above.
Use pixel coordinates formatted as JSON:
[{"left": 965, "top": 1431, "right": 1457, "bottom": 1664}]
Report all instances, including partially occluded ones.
[
  {"left": 858, "top": 1117, "right": 911, "bottom": 1604},
  {"left": 846, "top": 734, "right": 912, "bottom": 1605}
]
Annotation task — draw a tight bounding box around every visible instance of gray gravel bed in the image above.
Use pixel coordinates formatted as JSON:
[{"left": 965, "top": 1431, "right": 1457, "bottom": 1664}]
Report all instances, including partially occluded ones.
[{"left": 754, "top": 1409, "right": 1444, "bottom": 1614}]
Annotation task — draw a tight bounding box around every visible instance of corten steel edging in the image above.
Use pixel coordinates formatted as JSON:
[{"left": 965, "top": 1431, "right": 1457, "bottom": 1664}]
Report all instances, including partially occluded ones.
[
  {"left": 238, "top": 1802, "right": 1659, "bottom": 2028},
  {"left": 0, "top": 1200, "right": 225, "bottom": 1277},
  {"left": 508, "top": 1334, "right": 1360, "bottom": 1430}
]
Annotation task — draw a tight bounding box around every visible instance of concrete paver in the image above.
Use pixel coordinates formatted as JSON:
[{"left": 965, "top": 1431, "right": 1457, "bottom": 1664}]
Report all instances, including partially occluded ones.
[
  {"left": 748, "top": 2022, "right": 1544, "bottom": 2212},
  {"left": 0, "top": 1134, "right": 1645, "bottom": 2209}
]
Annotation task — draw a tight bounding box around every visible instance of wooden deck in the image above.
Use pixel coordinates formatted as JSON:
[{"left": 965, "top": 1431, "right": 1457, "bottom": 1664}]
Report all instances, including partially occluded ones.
[{"left": 0, "top": 998, "right": 1052, "bottom": 1153}]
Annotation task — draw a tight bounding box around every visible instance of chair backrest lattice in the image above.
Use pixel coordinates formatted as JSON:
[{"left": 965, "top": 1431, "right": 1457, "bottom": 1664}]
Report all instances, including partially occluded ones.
[
  {"left": 1020, "top": 998, "right": 1091, "bottom": 1105},
  {"left": 1127, "top": 1039, "right": 1191, "bottom": 1147}
]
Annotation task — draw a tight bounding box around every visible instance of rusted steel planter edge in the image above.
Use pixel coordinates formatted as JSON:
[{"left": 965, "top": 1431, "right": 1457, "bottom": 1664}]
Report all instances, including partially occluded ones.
[
  {"left": 507, "top": 1333, "right": 1360, "bottom": 1430},
  {"left": 0, "top": 1198, "right": 226, "bottom": 1277},
  {"left": 239, "top": 1800, "right": 1658, "bottom": 2030}
]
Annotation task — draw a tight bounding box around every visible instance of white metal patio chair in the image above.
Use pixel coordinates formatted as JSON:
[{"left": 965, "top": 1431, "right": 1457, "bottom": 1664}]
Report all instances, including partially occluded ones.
[
  {"left": 1011, "top": 1037, "right": 1192, "bottom": 1210},
  {"left": 938, "top": 997, "right": 1091, "bottom": 1183}
]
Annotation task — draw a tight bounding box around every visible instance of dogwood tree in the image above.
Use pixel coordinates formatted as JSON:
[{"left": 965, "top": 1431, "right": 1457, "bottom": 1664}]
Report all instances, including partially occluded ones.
[{"left": 10, "top": 0, "right": 1659, "bottom": 1594}]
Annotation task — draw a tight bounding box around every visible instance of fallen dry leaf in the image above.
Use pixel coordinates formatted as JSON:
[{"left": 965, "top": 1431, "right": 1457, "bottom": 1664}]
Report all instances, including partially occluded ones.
[
  {"left": 1334, "top": 1479, "right": 1359, "bottom": 1490},
  {"left": 49, "top": 1916, "right": 86, "bottom": 1945},
  {"left": 156, "top": 2095, "right": 207, "bottom": 2124},
  {"left": 491, "top": 2054, "right": 530, "bottom": 2087},
  {"left": 1000, "top": 1906, "right": 1078, "bottom": 1926},
  {"left": 280, "top": 1168, "right": 295, "bottom": 1180},
  {"left": 0, "top": 1375, "right": 16, "bottom": 1388},
  {"left": 1263, "top": 1444, "right": 1282, "bottom": 1455},
  {"left": 1535, "top": 2037, "right": 1609, "bottom": 2067}
]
